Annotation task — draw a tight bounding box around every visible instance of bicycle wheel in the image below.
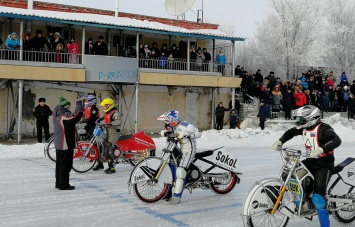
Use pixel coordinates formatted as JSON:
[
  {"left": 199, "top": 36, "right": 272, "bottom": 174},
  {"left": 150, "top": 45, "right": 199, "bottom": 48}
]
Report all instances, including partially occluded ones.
[
  {"left": 131, "top": 157, "right": 172, "bottom": 203},
  {"left": 210, "top": 172, "right": 238, "bottom": 194},
  {"left": 44, "top": 135, "right": 56, "bottom": 162}
]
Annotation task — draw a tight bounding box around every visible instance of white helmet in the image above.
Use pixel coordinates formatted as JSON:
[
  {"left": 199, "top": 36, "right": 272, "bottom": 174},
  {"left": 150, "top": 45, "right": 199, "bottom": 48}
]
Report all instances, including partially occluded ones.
[{"left": 292, "top": 105, "right": 321, "bottom": 129}]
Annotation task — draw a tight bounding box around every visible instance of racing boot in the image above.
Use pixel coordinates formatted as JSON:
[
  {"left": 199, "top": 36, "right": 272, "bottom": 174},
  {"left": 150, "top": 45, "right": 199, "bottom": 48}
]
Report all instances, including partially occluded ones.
[
  {"left": 167, "top": 170, "right": 185, "bottom": 205},
  {"left": 92, "top": 162, "right": 104, "bottom": 171},
  {"left": 104, "top": 159, "right": 116, "bottom": 174},
  {"left": 312, "top": 194, "right": 330, "bottom": 227}
]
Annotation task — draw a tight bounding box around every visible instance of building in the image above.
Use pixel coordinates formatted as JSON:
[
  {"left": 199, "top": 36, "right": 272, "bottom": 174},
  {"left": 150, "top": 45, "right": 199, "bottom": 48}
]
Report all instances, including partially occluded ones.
[{"left": 0, "top": 0, "right": 244, "bottom": 141}]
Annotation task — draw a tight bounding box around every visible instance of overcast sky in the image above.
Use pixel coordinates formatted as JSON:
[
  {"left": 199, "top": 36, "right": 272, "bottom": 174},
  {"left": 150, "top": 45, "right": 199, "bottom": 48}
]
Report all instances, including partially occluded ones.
[{"left": 36, "top": 0, "right": 269, "bottom": 38}]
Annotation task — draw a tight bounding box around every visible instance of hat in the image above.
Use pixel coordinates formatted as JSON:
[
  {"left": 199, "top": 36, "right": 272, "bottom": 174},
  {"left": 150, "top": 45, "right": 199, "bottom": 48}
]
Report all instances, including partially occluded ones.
[
  {"left": 172, "top": 44, "right": 177, "bottom": 47},
  {"left": 270, "top": 71, "right": 274, "bottom": 75},
  {"left": 36, "top": 30, "right": 43, "bottom": 35},
  {"left": 260, "top": 98, "right": 265, "bottom": 103},
  {"left": 11, "top": 32, "right": 17, "bottom": 36},
  {"left": 54, "top": 32, "right": 61, "bottom": 37},
  {"left": 59, "top": 96, "right": 71, "bottom": 108},
  {"left": 38, "top": 98, "right": 46, "bottom": 102},
  {"left": 88, "top": 37, "right": 93, "bottom": 41},
  {"left": 98, "top": 35, "right": 104, "bottom": 39}
]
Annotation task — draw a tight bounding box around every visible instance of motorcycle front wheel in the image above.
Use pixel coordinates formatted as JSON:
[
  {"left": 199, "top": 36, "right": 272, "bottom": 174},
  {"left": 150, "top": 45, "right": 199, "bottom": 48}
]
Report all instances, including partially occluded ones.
[
  {"left": 44, "top": 135, "right": 56, "bottom": 162},
  {"left": 131, "top": 157, "right": 172, "bottom": 203},
  {"left": 210, "top": 172, "right": 238, "bottom": 194}
]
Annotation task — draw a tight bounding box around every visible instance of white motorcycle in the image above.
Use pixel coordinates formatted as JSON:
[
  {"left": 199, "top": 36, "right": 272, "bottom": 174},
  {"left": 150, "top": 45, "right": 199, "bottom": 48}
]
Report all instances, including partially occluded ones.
[
  {"left": 128, "top": 135, "right": 242, "bottom": 203},
  {"left": 242, "top": 148, "right": 355, "bottom": 226}
]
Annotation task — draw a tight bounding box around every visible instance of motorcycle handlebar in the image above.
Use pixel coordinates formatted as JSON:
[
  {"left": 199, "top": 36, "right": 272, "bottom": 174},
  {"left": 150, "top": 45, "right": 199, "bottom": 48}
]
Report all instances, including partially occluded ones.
[{"left": 282, "top": 148, "right": 305, "bottom": 157}]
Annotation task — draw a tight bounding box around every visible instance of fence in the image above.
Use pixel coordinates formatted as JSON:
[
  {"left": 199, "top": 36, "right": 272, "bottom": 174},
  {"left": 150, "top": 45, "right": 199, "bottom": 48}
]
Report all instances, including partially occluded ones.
[{"left": 0, "top": 49, "right": 82, "bottom": 64}]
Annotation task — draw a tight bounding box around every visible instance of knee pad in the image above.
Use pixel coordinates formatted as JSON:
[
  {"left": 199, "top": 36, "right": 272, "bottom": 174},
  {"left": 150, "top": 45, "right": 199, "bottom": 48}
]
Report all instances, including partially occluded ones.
[
  {"left": 312, "top": 194, "right": 326, "bottom": 209},
  {"left": 176, "top": 167, "right": 186, "bottom": 179}
]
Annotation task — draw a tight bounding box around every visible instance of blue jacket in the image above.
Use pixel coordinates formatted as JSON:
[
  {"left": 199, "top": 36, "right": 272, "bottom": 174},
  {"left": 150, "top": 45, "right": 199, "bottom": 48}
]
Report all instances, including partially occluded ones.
[
  {"left": 5, "top": 34, "right": 20, "bottom": 50},
  {"left": 340, "top": 74, "right": 348, "bottom": 82},
  {"left": 216, "top": 54, "right": 226, "bottom": 64},
  {"left": 258, "top": 105, "right": 269, "bottom": 121}
]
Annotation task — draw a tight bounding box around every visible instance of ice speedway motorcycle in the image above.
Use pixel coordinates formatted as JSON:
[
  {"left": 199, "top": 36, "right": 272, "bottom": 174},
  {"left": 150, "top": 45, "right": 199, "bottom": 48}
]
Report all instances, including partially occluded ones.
[
  {"left": 128, "top": 135, "right": 242, "bottom": 203},
  {"left": 44, "top": 121, "right": 156, "bottom": 173},
  {"left": 242, "top": 148, "right": 355, "bottom": 227}
]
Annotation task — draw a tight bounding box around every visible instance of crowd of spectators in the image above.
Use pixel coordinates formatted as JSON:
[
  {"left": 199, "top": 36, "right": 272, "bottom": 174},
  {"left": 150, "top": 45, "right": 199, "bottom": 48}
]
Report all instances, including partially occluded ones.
[{"left": 236, "top": 66, "right": 355, "bottom": 120}]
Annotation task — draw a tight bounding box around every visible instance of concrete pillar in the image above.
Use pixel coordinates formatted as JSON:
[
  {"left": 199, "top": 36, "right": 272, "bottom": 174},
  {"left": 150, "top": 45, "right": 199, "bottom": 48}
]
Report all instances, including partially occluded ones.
[
  {"left": 20, "top": 19, "right": 23, "bottom": 61},
  {"left": 135, "top": 82, "right": 139, "bottom": 133},
  {"left": 187, "top": 38, "right": 190, "bottom": 71},
  {"left": 17, "top": 80, "right": 24, "bottom": 143},
  {"left": 81, "top": 26, "right": 85, "bottom": 64}
]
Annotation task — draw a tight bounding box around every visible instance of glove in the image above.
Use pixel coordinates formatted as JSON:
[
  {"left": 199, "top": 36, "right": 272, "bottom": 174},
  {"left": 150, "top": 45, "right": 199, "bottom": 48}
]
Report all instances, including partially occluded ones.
[
  {"left": 160, "top": 130, "right": 168, "bottom": 137},
  {"left": 272, "top": 140, "right": 283, "bottom": 151},
  {"left": 309, "top": 147, "right": 323, "bottom": 158}
]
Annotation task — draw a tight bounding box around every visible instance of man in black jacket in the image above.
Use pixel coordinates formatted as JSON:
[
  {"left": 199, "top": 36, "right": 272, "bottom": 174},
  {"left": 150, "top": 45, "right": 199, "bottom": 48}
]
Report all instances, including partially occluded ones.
[
  {"left": 33, "top": 98, "right": 52, "bottom": 143},
  {"left": 272, "top": 105, "right": 341, "bottom": 227},
  {"left": 215, "top": 102, "right": 228, "bottom": 130},
  {"left": 93, "top": 35, "right": 108, "bottom": 55}
]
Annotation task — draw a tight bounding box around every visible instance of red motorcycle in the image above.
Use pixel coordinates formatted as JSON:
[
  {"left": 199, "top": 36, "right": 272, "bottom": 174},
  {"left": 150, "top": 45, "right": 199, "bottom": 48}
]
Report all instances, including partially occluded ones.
[{"left": 72, "top": 122, "right": 156, "bottom": 173}]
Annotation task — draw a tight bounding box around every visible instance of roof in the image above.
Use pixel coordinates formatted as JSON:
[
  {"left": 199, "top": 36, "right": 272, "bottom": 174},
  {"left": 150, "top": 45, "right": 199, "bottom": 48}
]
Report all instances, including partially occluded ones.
[{"left": 0, "top": 6, "right": 245, "bottom": 41}]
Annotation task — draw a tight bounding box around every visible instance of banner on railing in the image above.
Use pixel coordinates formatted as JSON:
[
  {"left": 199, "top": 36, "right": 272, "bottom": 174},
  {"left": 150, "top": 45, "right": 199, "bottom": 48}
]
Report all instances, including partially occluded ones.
[{"left": 84, "top": 55, "right": 138, "bottom": 83}]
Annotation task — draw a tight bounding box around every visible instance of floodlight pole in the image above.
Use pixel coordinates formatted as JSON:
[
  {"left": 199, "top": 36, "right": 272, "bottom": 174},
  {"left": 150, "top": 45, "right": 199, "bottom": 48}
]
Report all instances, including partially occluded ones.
[{"left": 115, "top": 0, "right": 119, "bottom": 17}]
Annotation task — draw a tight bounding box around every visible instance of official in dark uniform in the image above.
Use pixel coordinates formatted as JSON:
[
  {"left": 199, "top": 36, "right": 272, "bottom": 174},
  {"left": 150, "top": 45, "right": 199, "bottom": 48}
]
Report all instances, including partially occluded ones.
[{"left": 33, "top": 97, "right": 52, "bottom": 143}]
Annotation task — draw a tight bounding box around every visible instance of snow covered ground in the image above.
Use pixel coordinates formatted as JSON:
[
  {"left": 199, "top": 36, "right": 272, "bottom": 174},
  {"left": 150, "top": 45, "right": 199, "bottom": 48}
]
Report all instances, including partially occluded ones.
[{"left": 0, "top": 113, "right": 354, "bottom": 227}]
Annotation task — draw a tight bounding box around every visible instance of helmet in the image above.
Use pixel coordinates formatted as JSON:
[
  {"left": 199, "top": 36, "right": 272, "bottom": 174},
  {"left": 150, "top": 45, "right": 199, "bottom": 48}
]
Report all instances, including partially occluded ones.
[
  {"left": 100, "top": 98, "right": 115, "bottom": 113},
  {"left": 84, "top": 94, "right": 96, "bottom": 107},
  {"left": 292, "top": 105, "right": 321, "bottom": 129},
  {"left": 157, "top": 110, "right": 181, "bottom": 130}
]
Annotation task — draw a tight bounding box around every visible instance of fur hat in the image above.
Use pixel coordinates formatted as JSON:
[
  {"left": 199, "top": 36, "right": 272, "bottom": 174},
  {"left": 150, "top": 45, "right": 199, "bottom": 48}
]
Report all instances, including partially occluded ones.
[
  {"left": 38, "top": 97, "right": 46, "bottom": 103},
  {"left": 36, "top": 30, "right": 43, "bottom": 35},
  {"left": 59, "top": 96, "right": 71, "bottom": 108}
]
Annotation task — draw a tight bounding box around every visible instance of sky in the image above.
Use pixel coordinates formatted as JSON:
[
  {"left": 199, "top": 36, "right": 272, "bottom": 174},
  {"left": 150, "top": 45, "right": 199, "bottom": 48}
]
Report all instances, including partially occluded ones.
[{"left": 36, "top": 0, "right": 270, "bottom": 38}]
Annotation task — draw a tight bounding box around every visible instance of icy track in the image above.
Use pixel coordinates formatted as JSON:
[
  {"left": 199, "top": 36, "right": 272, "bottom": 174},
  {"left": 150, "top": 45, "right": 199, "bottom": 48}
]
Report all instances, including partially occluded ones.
[{"left": 0, "top": 114, "right": 354, "bottom": 227}]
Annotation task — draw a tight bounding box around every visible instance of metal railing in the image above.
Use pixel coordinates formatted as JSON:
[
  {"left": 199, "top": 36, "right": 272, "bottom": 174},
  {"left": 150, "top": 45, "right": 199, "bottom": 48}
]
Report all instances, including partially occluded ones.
[
  {"left": 0, "top": 49, "right": 82, "bottom": 64},
  {"left": 138, "top": 57, "right": 234, "bottom": 76}
]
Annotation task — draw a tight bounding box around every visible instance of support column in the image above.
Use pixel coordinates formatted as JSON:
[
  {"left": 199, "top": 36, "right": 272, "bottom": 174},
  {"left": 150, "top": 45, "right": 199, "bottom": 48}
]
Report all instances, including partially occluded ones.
[
  {"left": 136, "top": 32, "right": 139, "bottom": 60},
  {"left": 231, "top": 40, "right": 236, "bottom": 109},
  {"left": 7, "top": 88, "right": 11, "bottom": 138},
  {"left": 211, "top": 88, "right": 215, "bottom": 129},
  {"left": 212, "top": 39, "right": 215, "bottom": 72},
  {"left": 135, "top": 82, "right": 139, "bottom": 133},
  {"left": 20, "top": 19, "right": 23, "bottom": 61},
  {"left": 17, "top": 80, "right": 24, "bottom": 143},
  {"left": 107, "top": 29, "right": 112, "bottom": 55},
  {"left": 81, "top": 26, "right": 85, "bottom": 64},
  {"left": 187, "top": 38, "right": 190, "bottom": 71}
]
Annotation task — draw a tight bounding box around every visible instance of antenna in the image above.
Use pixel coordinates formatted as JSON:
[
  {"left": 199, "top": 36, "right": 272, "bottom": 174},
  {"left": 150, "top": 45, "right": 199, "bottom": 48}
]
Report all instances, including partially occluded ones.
[{"left": 164, "top": 0, "right": 195, "bottom": 19}]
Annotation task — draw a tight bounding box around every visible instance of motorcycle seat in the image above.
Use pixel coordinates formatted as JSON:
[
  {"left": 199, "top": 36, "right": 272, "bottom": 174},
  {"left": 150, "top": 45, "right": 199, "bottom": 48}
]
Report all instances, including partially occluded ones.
[
  {"left": 118, "top": 134, "right": 134, "bottom": 141},
  {"left": 333, "top": 157, "right": 355, "bottom": 174},
  {"left": 195, "top": 150, "right": 214, "bottom": 159}
]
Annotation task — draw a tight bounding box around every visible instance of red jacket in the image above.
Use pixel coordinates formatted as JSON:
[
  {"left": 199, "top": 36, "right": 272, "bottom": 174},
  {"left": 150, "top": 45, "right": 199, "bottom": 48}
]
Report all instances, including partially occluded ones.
[{"left": 294, "top": 92, "right": 307, "bottom": 107}]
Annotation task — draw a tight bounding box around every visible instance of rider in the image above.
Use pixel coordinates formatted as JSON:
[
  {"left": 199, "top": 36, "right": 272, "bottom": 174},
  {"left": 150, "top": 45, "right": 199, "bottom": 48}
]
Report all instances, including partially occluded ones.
[
  {"left": 158, "top": 110, "right": 202, "bottom": 205},
  {"left": 272, "top": 105, "right": 341, "bottom": 227},
  {"left": 97, "top": 98, "right": 122, "bottom": 174},
  {"left": 82, "top": 94, "right": 100, "bottom": 137}
]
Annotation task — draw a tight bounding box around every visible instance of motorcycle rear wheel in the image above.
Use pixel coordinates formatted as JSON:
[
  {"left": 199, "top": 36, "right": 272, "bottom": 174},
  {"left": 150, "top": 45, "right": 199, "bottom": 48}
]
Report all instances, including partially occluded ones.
[
  {"left": 246, "top": 211, "right": 289, "bottom": 227},
  {"left": 44, "top": 135, "right": 56, "bottom": 162},
  {"left": 332, "top": 199, "right": 355, "bottom": 224},
  {"left": 210, "top": 172, "right": 238, "bottom": 194},
  {"left": 128, "top": 149, "right": 155, "bottom": 166}
]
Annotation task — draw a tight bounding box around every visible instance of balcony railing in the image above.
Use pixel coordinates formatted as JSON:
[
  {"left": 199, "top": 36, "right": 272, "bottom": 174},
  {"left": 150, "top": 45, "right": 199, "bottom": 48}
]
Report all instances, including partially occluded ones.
[
  {"left": 138, "top": 57, "right": 234, "bottom": 76},
  {"left": 0, "top": 49, "right": 82, "bottom": 64}
]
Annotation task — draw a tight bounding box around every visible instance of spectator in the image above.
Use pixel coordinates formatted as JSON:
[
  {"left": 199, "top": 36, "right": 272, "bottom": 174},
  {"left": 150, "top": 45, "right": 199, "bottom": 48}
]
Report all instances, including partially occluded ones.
[
  {"left": 304, "top": 89, "right": 311, "bottom": 105},
  {"left": 257, "top": 99, "right": 268, "bottom": 130},
  {"left": 343, "top": 86, "right": 350, "bottom": 112},
  {"left": 195, "top": 48, "right": 205, "bottom": 71},
  {"left": 229, "top": 95, "right": 241, "bottom": 114},
  {"left": 350, "top": 80, "right": 355, "bottom": 96},
  {"left": 283, "top": 88, "right": 294, "bottom": 120},
  {"left": 335, "top": 85, "right": 343, "bottom": 112},
  {"left": 32, "top": 29, "right": 50, "bottom": 51},
  {"left": 0, "top": 37, "right": 3, "bottom": 46},
  {"left": 348, "top": 93, "right": 355, "bottom": 119},
  {"left": 328, "top": 86, "right": 335, "bottom": 111},
  {"left": 267, "top": 71, "right": 277, "bottom": 90},
  {"left": 294, "top": 87, "right": 307, "bottom": 109},
  {"left": 305, "top": 70, "right": 312, "bottom": 79},
  {"left": 326, "top": 77, "right": 334, "bottom": 90},
  {"left": 340, "top": 72, "right": 348, "bottom": 83},
  {"left": 271, "top": 85, "right": 282, "bottom": 118},
  {"left": 216, "top": 49, "right": 226, "bottom": 75},
  {"left": 311, "top": 90, "right": 320, "bottom": 107},
  {"left": 228, "top": 109, "right": 239, "bottom": 129},
  {"left": 160, "top": 44, "right": 169, "bottom": 57},
  {"left": 202, "top": 48, "right": 211, "bottom": 71},
  {"left": 320, "top": 92, "right": 330, "bottom": 112},
  {"left": 51, "top": 32, "right": 65, "bottom": 54},
  {"left": 189, "top": 45, "right": 197, "bottom": 71},
  {"left": 261, "top": 82, "right": 273, "bottom": 118},
  {"left": 215, "top": 102, "right": 228, "bottom": 130},
  {"left": 150, "top": 50, "right": 158, "bottom": 68},
  {"left": 85, "top": 37, "right": 94, "bottom": 55},
  {"left": 235, "top": 65, "right": 243, "bottom": 77},
  {"left": 169, "top": 44, "right": 180, "bottom": 59},
  {"left": 328, "top": 71, "right": 336, "bottom": 82},
  {"left": 158, "top": 51, "right": 167, "bottom": 69},
  {"left": 23, "top": 32, "right": 33, "bottom": 61},
  {"left": 53, "top": 96, "right": 83, "bottom": 190},
  {"left": 93, "top": 35, "right": 108, "bottom": 55},
  {"left": 33, "top": 97, "right": 52, "bottom": 143},
  {"left": 5, "top": 32, "right": 20, "bottom": 60},
  {"left": 150, "top": 42, "right": 161, "bottom": 56},
  {"left": 66, "top": 37, "right": 79, "bottom": 64},
  {"left": 254, "top": 69, "right": 263, "bottom": 84}
]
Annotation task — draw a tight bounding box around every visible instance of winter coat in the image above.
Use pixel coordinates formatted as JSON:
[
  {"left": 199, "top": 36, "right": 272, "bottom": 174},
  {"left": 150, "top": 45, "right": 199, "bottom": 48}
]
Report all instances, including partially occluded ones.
[
  {"left": 340, "top": 74, "right": 348, "bottom": 82},
  {"left": 254, "top": 73, "right": 263, "bottom": 84},
  {"left": 85, "top": 41, "right": 94, "bottom": 55},
  {"left": 23, "top": 39, "right": 33, "bottom": 51},
  {"left": 272, "top": 90, "right": 282, "bottom": 105},
  {"left": 93, "top": 41, "right": 108, "bottom": 55},
  {"left": 53, "top": 103, "right": 83, "bottom": 150},
  {"left": 228, "top": 111, "right": 239, "bottom": 125},
  {"left": 169, "top": 48, "right": 180, "bottom": 59},
  {"left": 294, "top": 92, "right": 307, "bottom": 107},
  {"left": 203, "top": 52, "right": 211, "bottom": 62},
  {"left": 216, "top": 54, "right": 226, "bottom": 64},
  {"left": 235, "top": 68, "right": 243, "bottom": 77},
  {"left": 51, "top": 38, "right": 65, "bottom": 52},
  {"left": 215, "top": 106, "right": 228, "bottom": 119},
  {"left": 283, "top": 92, "right": 294, "bottom": 109},
  {"left": 33, "top": 104, "right": 52, "bottom": 121},
  {"left": 195, "top": 53, "right": 205, "bottom": 66},
  {"left": 32, "top": 35, "right": 50, "bottom": 51},
  {"left": 258, "top": 105, "right": 269, "bottom": 121},
  {"left": 229, "top": 99, "right": 241, "bottom": 114},
  {"left": 5, "top": 34, "right": 20, "bottom": 50},
  {"left": 66, "top": 42, "right": 79, "bottom": 54}
]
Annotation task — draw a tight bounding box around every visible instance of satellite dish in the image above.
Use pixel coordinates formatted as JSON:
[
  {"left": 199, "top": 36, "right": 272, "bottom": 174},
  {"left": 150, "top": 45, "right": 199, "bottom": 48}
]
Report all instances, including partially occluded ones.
[{"left": 164, "top": 0, "right": 195, "bottom": 16}]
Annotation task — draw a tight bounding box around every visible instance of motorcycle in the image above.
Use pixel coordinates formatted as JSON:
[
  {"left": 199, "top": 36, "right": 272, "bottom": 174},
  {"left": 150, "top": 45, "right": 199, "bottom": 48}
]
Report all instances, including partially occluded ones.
[
  {"left": 128, "top": 135, "right": 242, "bottom": 203},
  {"left": 44, "top": 122, "right": 89, "bottom": 162},
  {"left": 242, "top": 148, "right": 355, "bottom": 227},
  {"left": 71, "top": 122, "right": 156, "bottom": 173}
]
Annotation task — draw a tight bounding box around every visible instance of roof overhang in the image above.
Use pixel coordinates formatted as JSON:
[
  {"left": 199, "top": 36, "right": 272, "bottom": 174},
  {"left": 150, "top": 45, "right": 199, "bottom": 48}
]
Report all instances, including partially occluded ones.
[{"left": 0, "top": 7, "right": 246, "bottom": 41}]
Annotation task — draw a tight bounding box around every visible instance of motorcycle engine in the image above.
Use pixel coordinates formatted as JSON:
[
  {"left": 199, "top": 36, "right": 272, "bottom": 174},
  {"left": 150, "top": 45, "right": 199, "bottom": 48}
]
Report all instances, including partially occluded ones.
[{"left": 186, "top": 164, "right": 202, "bottom": 185}]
